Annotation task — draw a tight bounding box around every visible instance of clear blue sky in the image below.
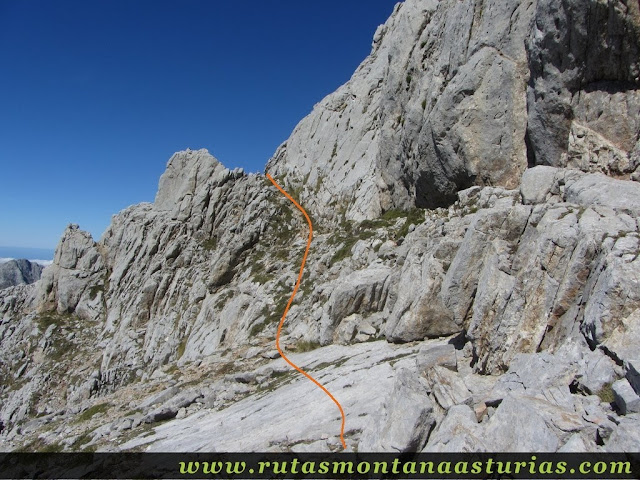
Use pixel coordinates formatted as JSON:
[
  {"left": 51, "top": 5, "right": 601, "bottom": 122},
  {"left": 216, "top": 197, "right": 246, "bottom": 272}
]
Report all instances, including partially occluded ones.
[{"left": 0, "top": 0, "right": 397, "bottom": 250}]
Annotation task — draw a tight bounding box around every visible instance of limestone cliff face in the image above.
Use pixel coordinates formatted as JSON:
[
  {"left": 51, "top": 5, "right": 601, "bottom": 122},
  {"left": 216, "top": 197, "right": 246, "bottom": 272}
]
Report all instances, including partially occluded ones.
[
  {"left": 267, "top": 0, "right": 640, "bottom": 221},
  {"left": 527, "top": 0, "right": 640, "bottom": 174},
  {"left": 1, "top": 0, "right": 640, "bottom": 454}
]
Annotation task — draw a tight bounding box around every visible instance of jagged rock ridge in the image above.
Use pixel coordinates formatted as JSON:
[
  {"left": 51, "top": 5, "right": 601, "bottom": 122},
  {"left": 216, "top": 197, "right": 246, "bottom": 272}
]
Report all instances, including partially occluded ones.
[{"left": 1, "top": 0, "right": 640, "bottom": 453}]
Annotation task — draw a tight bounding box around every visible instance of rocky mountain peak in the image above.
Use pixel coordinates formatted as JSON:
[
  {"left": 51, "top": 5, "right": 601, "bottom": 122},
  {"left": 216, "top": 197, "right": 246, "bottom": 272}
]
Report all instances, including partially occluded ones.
[
  {"left": 155, "top": 148, "right": 234, "bottom": 211},
  {"left": 52, "top": 224, "right": 99, "bottom": 270}
]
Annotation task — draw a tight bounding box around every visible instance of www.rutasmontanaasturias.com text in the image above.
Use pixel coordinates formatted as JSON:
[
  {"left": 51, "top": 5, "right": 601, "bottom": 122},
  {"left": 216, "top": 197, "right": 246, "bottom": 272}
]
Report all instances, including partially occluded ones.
[{"left": 177, "top": 456, "right": 632, "bottom": 477}]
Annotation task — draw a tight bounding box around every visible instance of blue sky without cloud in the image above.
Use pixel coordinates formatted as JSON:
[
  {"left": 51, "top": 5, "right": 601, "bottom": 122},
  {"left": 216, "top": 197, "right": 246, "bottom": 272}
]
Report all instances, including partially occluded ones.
[{"left": 0, "top": 0, "right": 397, "bottom": 250}]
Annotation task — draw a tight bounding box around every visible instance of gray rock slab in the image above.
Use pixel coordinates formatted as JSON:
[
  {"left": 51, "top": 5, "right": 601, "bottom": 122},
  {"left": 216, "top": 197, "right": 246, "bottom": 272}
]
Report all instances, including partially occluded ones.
[{"left": 612, "top": 379, "right": 640, "bottom": 415}]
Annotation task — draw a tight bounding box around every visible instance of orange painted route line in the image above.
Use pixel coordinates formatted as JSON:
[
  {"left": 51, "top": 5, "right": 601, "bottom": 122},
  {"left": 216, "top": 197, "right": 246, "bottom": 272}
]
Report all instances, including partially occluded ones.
[{"left": 265, "top": 173, "right": 347, "bottom": 451}]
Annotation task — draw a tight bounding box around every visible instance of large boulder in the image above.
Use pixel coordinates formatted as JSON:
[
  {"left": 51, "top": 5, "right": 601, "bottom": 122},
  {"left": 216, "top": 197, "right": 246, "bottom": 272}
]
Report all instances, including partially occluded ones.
[{"left": 359, "top": 368, "right": 435, "bottom": 452}]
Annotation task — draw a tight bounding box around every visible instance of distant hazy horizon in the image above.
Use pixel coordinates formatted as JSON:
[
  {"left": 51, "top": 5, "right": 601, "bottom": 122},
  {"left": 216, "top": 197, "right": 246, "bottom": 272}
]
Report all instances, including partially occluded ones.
[{"left": 0, "top": 246, "right": 55, "bottom": 262}]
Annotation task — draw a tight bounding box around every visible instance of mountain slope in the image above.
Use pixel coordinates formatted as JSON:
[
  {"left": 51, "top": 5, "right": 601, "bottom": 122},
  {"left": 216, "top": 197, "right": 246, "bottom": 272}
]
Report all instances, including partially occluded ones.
[{"left": 1, "top": 0, "right": 639, "bottom": 453}]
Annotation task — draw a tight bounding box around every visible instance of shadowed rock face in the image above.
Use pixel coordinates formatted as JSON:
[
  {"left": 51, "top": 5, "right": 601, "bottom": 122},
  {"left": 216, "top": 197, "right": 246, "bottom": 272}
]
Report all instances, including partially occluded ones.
[
  {"left": 1, "top": 0, "right": 640, "bottom": 454},
  {"left": 0, "top": 259, "right": 44, "bottom": 290},
  {"left": 266, "top": 0, "right": 535, "bottom": 219},
  {"left": 526, "top": 0, "right": 640, "bottom": 173}
]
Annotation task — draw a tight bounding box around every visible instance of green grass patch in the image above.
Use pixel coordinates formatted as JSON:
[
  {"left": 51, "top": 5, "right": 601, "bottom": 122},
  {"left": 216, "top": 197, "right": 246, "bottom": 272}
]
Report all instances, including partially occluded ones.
[
  {"left": 34, "top": 312, "right": 72, "bottom": 331},
  {"left": 39, "top": 441, "right": 64, "bottom": 452},
  {"left": 76, "top": 403, "right": 110, "bottom": 423},
  {"left": 202, "top": 237, "right": 218, "bottom": 250},
  {"left": 274, "top": 248, "right": 289, "bottom": 261},
  {"left": 71, "top": 431, "right": 94, "bottom": 450},
  {"left": 48, "top": 337, "right": 72, "bottom": 363},
  {"left": 329, "top": 218, "right": 383, "bottom": 264},
  {"left": 248, "top": 249, "right": 271, "bottom": 284},
  {"left": 381, "top": 208, "right": 412, "bottom": 221},
  {"left": 299, "top": 272, "right": 314, "bottom": 299},
  {"left": 293, "top": 340, "right": 321, "bottom": 353},
  {"left": 357, "top": 218, "right": 388, "bottom": 230},
  {"left": 252, "top": 271, "right": 272, "bottom": 285},
  {"left": 260, "top": 291, "right": 289, "bottom": 326},
  {"left": 312, "top": 357, "right": 350, "bottom": 372},
  {"left": 313, "top": 176, "right": 323, "bottom": 194},
  {"left": 383, "top": 208, "right": 424, "bottom": 240},
  {"left": 331, "top": 237, "right": 359, "bottom": 264},
  {"left": 597, "top": 382, "right": 616, "bottom": 404}
]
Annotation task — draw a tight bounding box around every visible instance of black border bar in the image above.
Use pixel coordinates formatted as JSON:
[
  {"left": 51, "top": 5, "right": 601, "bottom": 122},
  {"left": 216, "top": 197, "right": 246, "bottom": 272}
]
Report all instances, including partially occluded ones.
[{"left": 0, "top": 452, "right": 639, "bottom": 479}]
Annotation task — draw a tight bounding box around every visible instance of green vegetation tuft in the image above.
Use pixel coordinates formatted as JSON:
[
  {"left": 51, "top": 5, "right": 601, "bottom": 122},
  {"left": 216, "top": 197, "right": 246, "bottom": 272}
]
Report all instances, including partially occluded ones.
[
  {"left": 176, "top": 337, "right": 188, "bottom": 359},
  {"left": 597, "top": 382, "right": 616, "bottom": 404},
  {"left": 274, "top": 248, "right": 289, "bottom": 261},
  {"left": 252, "top": 272, "right": 272, "bottom": 285},
  {"left": 293, "top": 340, "right": 321, "bottom": 353},
  {"left": 357, "top": 219, "right": 386, "bottom": 230},
  {"left": 35, "top": 314, "right": 58, "bottom": 331},
  {"left": 20, "top": 437, "right": 65, "bottom": 452},
  {"left": 382, "top": 208, "right": 424, "bottom": 240},
  {"left": 271, "top": 370, "right": 291, "bottom": 379},
  {"left": 299, "top": 271, "right": 314, "bottom": 299},
  {"left": 124, "top": 407, "right": 143, "bottom": 417},
  {"left": 396, "top": 209, "right": 424, "bottom": 239},
  {"left": 214, "top": 290, "right": 233, "bottom": 310},
  {"left": 331, "top": 237, "right": 360, "bottom": 264},
  {"left": 250, "top": 320, "right": 267, "bottom": 336},
  {"left": 88, "top": 284, "right": 104, "bottom": 300},
  {"left": 248, "top": 249, "right": 272, "bottom": 284},
  {"left": 40, "top": 442, "right": 64, "bottom": 453},
  {"left": 76, "top": 403, "right": 110, "bottom": 423},
  {"left": 71, "top": 431, "right": 94, "bottom": 450},
  {"left": 262, "top": 294, "right": 289, "bottom": 326},
  {"left": 329, "top": 208, "right": 425, "bottom": 263},
  {"left": 34, "top": 311, "right": 73, "bottom": 331},
  {"left": 202, "top": 237, "right": 218, "bottom": 251}
]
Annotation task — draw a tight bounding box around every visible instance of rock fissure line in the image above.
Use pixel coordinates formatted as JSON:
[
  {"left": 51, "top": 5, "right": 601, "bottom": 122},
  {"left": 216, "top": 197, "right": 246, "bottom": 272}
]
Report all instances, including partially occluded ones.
[{"left": 265, "top": 173, "right": 347, "bottom": 450}]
